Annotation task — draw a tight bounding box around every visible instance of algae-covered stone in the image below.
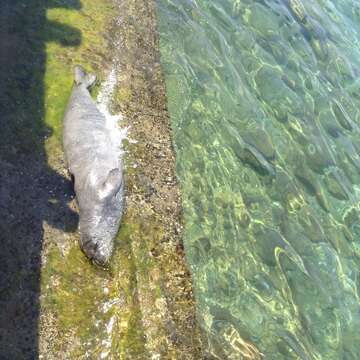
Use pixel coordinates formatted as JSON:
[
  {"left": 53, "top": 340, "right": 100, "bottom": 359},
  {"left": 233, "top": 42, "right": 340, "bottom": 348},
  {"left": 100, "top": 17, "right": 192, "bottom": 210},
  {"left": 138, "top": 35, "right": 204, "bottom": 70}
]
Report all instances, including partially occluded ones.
[
  {"left": 280, "top": 248, "right": 344, "bottom": 358},
  {"left": 350, "top": 136, "right": 360, "bottom": 157},
  {"left": 281, "top": 73, "right": 298, "bottom": 92},
  {"left": 306, "top": 21, "right": 328, "bottom": 61},
  {"left": 269, "top": 41, "right": 291, "bottom": 66},
  {"left": 247, "top": 3, "right": 281, "bottom": 38},
  {"left": 295, "top": 164, "right": 320, "bottom": 196},
  {"left": 280, "top": 217, "right": 313, "bottom": 257},
  {"left": 208, "top": 2, "right": 236, "bottom": 34},
  {"left": 251, "top": 273, "right": 277, "bottom": 302},
  {"left": 192, "top": 237, "right": 212, "bottom": 263},
  {"left": 213, "top": 189, "right": 250, "bottom": 228},
  {"left": 251, "top": 222, "right": 288, "bottom": 266},
  {"left": 303, "top": 136, "right": 335, "bottom": 174},
  {"left": 233, "top": 196, "right": 251, "bottom": 228},
  {"left": 241, "top": 51, "right": 263, "bottom": 74},
  {"left": 298, "top": 209, "right": 325, "bottom": 242},
  {"left": 324, "top": 168, "right": 350, "bottom": 201},
  {"left": 318, "top": 108, "right": 343, "bottom": 138},
  {"left": 326, "top": 46, "right": 355, "bottom": 84},
  {"left": 165, "top": 74, "right": 190, "bottom": 121},
  {"left": 231, "top": 29, "right": 256, "bottom": 51},
  {"left": 289, "top": 35, "right": 317, "bottom": 69},
  {"left": 337, "top": 136, "right": 360, "bottom": 171},
  {"left": 295, "top": 164, "right": 331, "bottom": 211},
  {"left": 268, "top": 169, "right": 295, "bottom": 203},
  {"left": 343, "top": 207, "right": 359, "bottom": 229},
  {"left": 277, "top": 338, "right": 305, "bottom": 360},
  {"left": 255, "top": 66, "right": 288, "bottom": 103},
  {"left": 288, "top": 0, "right": 307, "bottom": 23},
  {"left": 331, "top": 98, "right": 353, "bottom": 131},
  {"left": 323, "top": 220, "right": 352, "bottom": 256},
  {"left": 208, "top": 307, "right": 264, "bottom": 359},
  {"left": 341, "top": 223, "right": 353, "bottom": 242},
  {"left": 255, "top": 65, "right": 303, "bottom": 120},
  {"left": 236, "top": 142, "right": 276, "bottom": 176},
  {"left": 337, "top": 155, "right": 360, "bottom": 185},
  {"left": 314, "top": 186, "right": 331, "bottom": 213},
  {"left": 346, "top": 78, "right": 360, "bottom": 96},
  {"left": 287, "top": 114, "right": 309, "bottom": 145},
  {"left": 242, "top": 127, "right": 276, "bottom": 160}
]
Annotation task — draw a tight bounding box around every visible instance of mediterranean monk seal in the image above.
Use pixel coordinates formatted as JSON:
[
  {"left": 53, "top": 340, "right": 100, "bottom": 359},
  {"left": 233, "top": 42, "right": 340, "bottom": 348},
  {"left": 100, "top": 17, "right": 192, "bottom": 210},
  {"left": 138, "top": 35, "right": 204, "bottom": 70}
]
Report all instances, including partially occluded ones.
[{"left": 63, "top": 65, "right": 124, "bottom": 266}]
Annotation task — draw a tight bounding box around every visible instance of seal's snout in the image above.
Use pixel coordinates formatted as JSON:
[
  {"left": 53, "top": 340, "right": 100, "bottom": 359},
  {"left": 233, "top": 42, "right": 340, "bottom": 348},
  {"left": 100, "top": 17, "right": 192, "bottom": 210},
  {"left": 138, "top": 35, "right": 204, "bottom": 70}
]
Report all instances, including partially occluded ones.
[
  {"left": 92, "top": 250, "right": 109, "bottom": 267},
  {"left": 80, "top": 235, "right": 110, "bottom": 266}
]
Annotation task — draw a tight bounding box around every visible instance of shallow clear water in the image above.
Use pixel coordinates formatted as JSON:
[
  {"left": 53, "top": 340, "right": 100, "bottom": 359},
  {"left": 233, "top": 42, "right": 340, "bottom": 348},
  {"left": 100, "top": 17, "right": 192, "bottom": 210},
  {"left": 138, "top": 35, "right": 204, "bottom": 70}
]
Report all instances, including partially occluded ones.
[{"left": 156, "top": 0, "right": 360, "bottom": 358}]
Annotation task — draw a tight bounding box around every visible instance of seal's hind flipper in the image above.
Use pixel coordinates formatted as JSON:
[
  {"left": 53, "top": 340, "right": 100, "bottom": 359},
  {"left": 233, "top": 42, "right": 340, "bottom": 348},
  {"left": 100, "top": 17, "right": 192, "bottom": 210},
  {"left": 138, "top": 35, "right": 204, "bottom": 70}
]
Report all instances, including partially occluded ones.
[{"left": 74, "top": 65, "right": 96, "bottom": 89}]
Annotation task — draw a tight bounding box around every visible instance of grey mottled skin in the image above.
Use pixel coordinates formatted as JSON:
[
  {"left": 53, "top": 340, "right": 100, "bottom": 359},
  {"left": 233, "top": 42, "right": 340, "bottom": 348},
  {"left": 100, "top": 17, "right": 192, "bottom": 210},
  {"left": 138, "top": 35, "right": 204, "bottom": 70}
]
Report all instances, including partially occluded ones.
[{"left": 63, "top": 66, "right": 124, "bottom": 265}]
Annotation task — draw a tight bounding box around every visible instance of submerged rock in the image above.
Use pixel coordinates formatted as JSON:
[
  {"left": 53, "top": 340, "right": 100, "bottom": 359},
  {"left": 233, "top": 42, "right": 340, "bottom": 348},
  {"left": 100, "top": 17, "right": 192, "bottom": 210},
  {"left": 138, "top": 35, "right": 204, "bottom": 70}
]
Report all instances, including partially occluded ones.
[
  {"left": 303, "top": 136, "right": 335, "bottom": 174},
  {"left": 237, "top": 142, "right": 276, "bottom": 176},
  {"left": 331, "top": 99, "right": 353, "bottom": 131},
  {"left": 295, "top": 165, "right": 330, "bottom": 212},
  {"left": 247, "top": 3, "right": 282, "bottom": 38},
  {"left": 252, "top": 223, "right": 287, "bottom": 266},
  {"left": 255, "top": 65, "right": 303, "bottom": 121},
  {"left": 242, "top": 127, "right": 276, "bottom": 160},
  {"left": 295, "top": 165, "right": 319, "bottom": 195},
  {"left": 251, "top": 273, "right": 277, "bottom": 302},
  {"left": 288, "top": 0, "right": 307, "bottom": 23},
  {"left": 324, "top": 169, "right": 350, "bottom": 201},
  {"left": 268, "top": 167, "right": 299, "bottom": 208},
  {"left": 280, "top": 216, "right": 313, "bottom": 256},
  {"left": 306, "top": 20, "right": 329, "bottom": 61},
  {"left": 318, "top": 108, "right": 343, "bottom": 138},
  {"left": 299, "top": 209, "right": 326, "bottom": 242}
]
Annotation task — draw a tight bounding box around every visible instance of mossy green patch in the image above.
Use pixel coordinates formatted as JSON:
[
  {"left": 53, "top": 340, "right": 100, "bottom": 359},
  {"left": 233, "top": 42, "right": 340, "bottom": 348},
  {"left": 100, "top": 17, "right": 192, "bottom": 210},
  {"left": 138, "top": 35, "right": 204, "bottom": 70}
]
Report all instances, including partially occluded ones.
[
  {"left": 41, "top": 218, "right": 148, "bottom": 357},
  {"left": 116, "top": 86, "right": 133, "bottom": 104},
  {"left": 43, "top": 0, "right": 114, "bottom": 158},
  {"left": 38, "top": 0, "right": 138, "bottom": 356}
]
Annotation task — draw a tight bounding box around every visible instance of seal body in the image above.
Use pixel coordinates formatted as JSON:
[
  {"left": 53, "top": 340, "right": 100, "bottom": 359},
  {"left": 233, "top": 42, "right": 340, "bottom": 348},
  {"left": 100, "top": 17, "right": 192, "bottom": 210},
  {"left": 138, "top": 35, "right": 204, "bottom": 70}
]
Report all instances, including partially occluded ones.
[{"left": 63, "top": 66, "right": 124, "bottom": 265}]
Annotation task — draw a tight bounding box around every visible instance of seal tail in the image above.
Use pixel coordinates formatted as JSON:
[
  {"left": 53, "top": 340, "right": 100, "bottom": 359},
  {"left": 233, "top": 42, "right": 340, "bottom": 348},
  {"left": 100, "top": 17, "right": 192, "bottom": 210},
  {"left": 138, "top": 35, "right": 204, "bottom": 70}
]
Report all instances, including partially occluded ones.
[{"left": 74, "top": 65, "right": 96, "bottom": 89}]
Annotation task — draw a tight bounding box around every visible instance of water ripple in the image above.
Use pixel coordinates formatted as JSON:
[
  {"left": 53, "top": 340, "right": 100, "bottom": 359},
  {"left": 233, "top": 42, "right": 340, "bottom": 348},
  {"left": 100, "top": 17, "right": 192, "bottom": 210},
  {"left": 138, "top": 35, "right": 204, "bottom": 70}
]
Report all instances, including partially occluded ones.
[{"left": 157, "top": 0, "right": 360, "bottom": 358}]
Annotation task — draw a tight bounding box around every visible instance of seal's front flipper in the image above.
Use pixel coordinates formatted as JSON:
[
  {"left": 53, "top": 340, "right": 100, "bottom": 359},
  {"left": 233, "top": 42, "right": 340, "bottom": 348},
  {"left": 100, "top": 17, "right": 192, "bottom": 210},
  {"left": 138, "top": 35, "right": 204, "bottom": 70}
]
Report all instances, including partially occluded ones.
[
  {"left": 74, "top": 65, "right": 96, "bottom": 89},
  {"left": 98, "top": 168, "right": 123, "bottom": 199}
]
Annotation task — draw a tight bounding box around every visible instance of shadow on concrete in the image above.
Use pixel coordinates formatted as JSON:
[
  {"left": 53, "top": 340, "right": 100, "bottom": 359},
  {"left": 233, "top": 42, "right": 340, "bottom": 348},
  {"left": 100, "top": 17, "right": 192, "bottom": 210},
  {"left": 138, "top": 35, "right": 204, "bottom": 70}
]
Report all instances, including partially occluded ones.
[{"left": 0, "top": 0, "right": 81, "bottom": 357}]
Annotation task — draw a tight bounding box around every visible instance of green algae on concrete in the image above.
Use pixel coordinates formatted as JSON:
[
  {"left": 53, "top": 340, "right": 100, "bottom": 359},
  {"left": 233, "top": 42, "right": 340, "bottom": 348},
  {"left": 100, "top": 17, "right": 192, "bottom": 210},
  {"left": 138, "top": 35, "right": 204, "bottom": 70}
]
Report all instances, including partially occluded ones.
[
  {"left": 36, "top": 0, "right": 203, "bottom": 358},
  {"left": 43, "top": 0, "right": 116, "bottom": 160},
  {"left": 38, "top": 0, "right": 133, "bottom": 357}
]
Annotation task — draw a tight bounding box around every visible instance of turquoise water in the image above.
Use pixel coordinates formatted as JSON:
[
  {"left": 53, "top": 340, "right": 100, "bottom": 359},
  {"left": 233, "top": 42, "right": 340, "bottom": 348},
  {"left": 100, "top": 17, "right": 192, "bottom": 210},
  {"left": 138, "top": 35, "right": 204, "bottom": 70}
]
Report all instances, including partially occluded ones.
[{"left": 156, "top": 0, "right": 360, "bottom": 358}]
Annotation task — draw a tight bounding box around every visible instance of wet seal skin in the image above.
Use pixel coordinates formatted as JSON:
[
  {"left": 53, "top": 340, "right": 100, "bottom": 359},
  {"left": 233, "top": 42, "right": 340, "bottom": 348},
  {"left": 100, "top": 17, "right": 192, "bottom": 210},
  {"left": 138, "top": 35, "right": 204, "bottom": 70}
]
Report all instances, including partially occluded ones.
[{"left": 63, "top": 65, "right": 124, "bottom": 266}]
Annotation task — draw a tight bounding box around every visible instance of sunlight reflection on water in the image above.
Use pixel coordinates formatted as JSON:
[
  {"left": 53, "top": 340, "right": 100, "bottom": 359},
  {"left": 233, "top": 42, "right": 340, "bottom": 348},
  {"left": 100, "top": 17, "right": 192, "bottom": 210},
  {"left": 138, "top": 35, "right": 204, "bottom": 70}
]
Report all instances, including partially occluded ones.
[{"left": 157, "top": 0, "right": 360, "bottom": 358}]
